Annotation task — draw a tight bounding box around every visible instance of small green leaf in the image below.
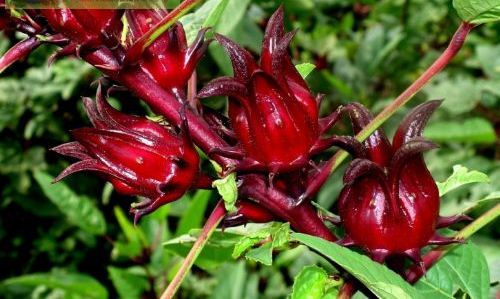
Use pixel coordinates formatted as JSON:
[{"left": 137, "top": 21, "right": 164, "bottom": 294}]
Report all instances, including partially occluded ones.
[
  {"left": 415, "top": 243, "right": 490, "bottom": 299},
  {"left": 34, "top": 171, "right": 106, "bottom": 235},
  {"left": 424, "top": 118, "right": 496, "bottom": 144},
  {"left": 291, "top": 265, "right": 336, "bottom": 299},
  {"left": 212, "top": 172, "right": 238, "bottom": 212},
  {"left": 437, "top": 165, "right": 490, "bottom": 196},
  {"left": 245, "top": 242, "right": 273, "bottom": 266},
  {"left": 1, "top": 272, "right": 108, "bottom": 299},
  {"left": 292, "top": 233, "right": 422, "bottom": 299},
  {"left": 296, "top": 63, "right": 316, "bottom": 79},
  {"left": 453, "top": 0, "right": 500, "bottom": 24}
]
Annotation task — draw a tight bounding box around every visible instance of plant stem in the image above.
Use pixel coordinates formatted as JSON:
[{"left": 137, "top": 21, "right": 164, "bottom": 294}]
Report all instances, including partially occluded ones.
[
  {"left": 304, "top": 21, "right": 474, "bottom": 199},
  {"left": 406, "top": 203, "right": 500, "bottom": 283},
  {"left": 160, "top": 201, "right": 226, "bottom": 299}
]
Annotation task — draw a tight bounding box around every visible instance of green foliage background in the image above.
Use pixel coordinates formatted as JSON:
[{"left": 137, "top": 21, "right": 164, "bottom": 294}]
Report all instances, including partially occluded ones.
[{"left": 0, "top": 0, "right": 498, "bottom": 298}]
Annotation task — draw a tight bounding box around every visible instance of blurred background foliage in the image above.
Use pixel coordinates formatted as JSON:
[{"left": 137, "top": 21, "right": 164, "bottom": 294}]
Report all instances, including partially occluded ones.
[{"left": 0, "top": 0, "right": 498, "bottom": 298}]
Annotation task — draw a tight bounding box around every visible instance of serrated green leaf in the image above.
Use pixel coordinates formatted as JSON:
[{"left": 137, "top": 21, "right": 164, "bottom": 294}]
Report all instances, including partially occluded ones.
[
  {"left": 212, "top": 172, "right": 238, "bottom": 212},
  {"left": 453, "top": 0, "right": 500, "bottom": 24},
  {"left": 291, "top": 265, "right": 330, "bottom": 299},
  {"left": 292, "top": 233, "right": 422, "bottom": 299},
  {"left": 34, "top": 171, "right": 106, "bottom": 235},
  {"left": 437, "top": 165, "right": 490, "bottom": 196},
  {"left": 415, "top": 243, "right": 490, "bottom": 299},
  {"left": 296, "top": 63, "right": 316, "bottom": 79},
  {"left": 1, "top": 272, "right": 108, "bottom": 299},
  {"left": 245, "top": 242, "right": 273, "bottom": 266},
  {"left": 424, "top": 118, "right": 496, "bottom": 144}
]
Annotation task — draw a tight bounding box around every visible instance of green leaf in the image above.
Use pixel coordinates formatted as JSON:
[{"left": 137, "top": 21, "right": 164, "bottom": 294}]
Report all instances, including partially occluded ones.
[
  {"left": 453, "top": 0, "right": 500, "bottom": 24},
  {"left": 292, "top": 233, "right": 422, "bottom": 299},
  {"left": 208, "top": 262, "right": 248, "bottom": 299},
  {"left": 203, "top": 0, "right": 229, "bottom": 28},
  {"left": 180, "top": 0, "right": 232, "bottom": 44},
  {"left": 212, "top": 172, "right": 238, "bottom": 212},
  {"left": 296, "top": 63, "right": 316, "bottom": 79},
  {"left": 175, "top": 190, "right": 212, "bottom": 236},
  {"left": 33, "top": 171, "right": 106, "bottom": 235},
  {"left": 437, "top": 165, "right": 490, "bottom": 196},
  {"left": 108, "top": 267, "right": 149, "bottom": 299},
  {"left": 1, "top": 272, "right": 108, "bottom": 299},
  {"left": 424, "top": 118, "right": 496, "bottom": 144},
  {"left": 291, "top": 265, "right": 340, "bottom": 299},
  {"left": 245, "top": 242, "right": 273, "bottom": 266},
  {"left": 232, "top": 222, "right": 290, "bottom": 265},
  {"left": 415, "top": 243, "right": 490, "bottom": 299},
  {"left": 164, "top": 229, "right": 245, "bottom": 270}
]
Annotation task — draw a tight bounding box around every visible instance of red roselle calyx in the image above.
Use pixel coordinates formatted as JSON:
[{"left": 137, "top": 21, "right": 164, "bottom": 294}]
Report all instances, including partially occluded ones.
[
  {"left": 51, "top": 88, "right": 201, "bottom": 223},
  {"left": 125, "top": 9, "right": 207, "bottom": 94},
  {"left": 198, "top": 7, "right": 344, "bottom": 174},
  {"left": 337, "top": 100, "right": 469, "bottom": 264}
]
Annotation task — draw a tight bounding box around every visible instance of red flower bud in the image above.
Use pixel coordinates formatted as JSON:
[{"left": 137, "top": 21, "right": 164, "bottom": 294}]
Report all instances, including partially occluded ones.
[
  {"left": 337, "top": 101, "right": 468, "bottom": 264},
  {"left": 52, "top": 88, "right": 200, "bottom": 222},
  {"left": 125, "top": 9, "right": 207, "bottom": 92},
  {"left": 198, "top": 7, "right": 342, "bottom": 174}
]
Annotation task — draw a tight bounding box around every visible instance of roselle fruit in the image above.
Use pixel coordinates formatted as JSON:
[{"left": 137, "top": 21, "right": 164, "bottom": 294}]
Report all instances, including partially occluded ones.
[
  {"left": 198, "top": 7, "right": 343, "bottom": 174},
  {"left": 337, "top": 100, "right": 468, "bottom": 264},
  {"left": 52, "top": 88, "right": 201, "bottom": 222},
  {"left": 125, "top": 9, "right": 207, "bottom": 93}
]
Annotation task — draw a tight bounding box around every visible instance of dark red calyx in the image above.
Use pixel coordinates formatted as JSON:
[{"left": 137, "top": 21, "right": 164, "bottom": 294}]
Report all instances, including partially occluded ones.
[
  {"left": 198, "top": 7, "right": 335, "bottom": 174},
  {"left": 41, "top": 8, "right": 123, "bottom": 50},
  {"left": 337, "top": 100, "right": 467, "bottom": 265},
  {"left": 51, "top": 87, "right": 200, "bottom": 223},
  {"left": 125, "top": 9, "right": 208, "bottom": 93}
]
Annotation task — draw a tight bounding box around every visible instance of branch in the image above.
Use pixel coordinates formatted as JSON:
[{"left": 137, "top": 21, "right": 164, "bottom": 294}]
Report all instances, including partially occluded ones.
[{"left": 160, "top": 201, "right": 226, "bottom": 299}]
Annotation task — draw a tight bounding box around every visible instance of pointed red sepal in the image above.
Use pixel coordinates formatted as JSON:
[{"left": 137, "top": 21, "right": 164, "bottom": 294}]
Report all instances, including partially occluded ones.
[
  {"left": 0, "top": 37, "right": 41, "bottom": 74},
  {"left": 311, "top": 135, "right": 366, "bottom": 157},
  {"left": 427, "top": 234, "right": 462, "bottom": 246},
  {"left": 370, "top": 249, "right": 390, "bottom": 263},
  {"left": 214, "top": 33, "right": 258, "bottom": 81},
  {"left": 436, "top": 214, "right": 472, "bottom": 228},
  {"left": 197, "top": 76, "right": 249, "bottom": 101},
  {"left": 50, "top": 142, "right": 91, "bottom": 161},
  {"left": 343, "top": 158, "right": 386, "bottom": 185},
  {"left": 337, "top": 236, "right": 356, "bottom": 247},
  {"left": 53, "top": 159, "right": 111, "bottom": 183},
  {"left": 393, "top": 100, "right": 443, "bottom": 150},
  {"left": 319, "top": 105, "right": 343, "bottom": 134}
]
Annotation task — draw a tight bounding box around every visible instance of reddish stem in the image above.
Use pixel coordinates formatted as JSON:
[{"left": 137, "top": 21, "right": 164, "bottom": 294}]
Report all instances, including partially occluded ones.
[{"left": 160, "top": 201, "right": 226, "bottom": 299}]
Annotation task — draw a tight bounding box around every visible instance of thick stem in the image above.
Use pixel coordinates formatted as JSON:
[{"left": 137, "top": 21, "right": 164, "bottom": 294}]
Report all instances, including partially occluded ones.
[
  {"left": 160, "top": 201, "right": 226, "bottom": 299},
  {"left": 406, "top": 203, "right": 500, "bottom": 283},
  {"left": 239, "top": 175, "right": 336, "bottom": 241},
  {"left": 304, "top": 22, "right": 474, "bottom": 199}
]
